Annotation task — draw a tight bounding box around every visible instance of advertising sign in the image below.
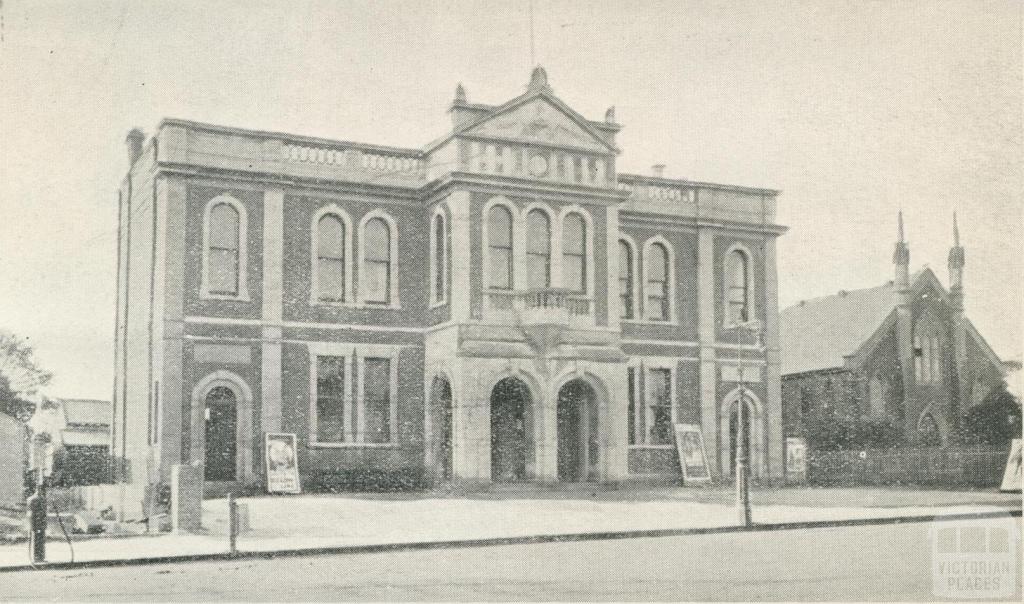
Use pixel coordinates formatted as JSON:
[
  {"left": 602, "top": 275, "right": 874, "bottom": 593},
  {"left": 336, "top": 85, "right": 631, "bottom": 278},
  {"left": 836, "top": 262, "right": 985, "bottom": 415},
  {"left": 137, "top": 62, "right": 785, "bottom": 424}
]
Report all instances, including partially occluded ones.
[
  {"left": 265, "top": 432, "right": 301, "bottom": 494},
  {"left": 1000, "top": 438, "right": 1022, "bottom": 492},
  {"left": 785, "top": 436, "right": 808, "bottom": 482},
  {"left": 673, "top": 423, "right": 712, "bottom": 484}
]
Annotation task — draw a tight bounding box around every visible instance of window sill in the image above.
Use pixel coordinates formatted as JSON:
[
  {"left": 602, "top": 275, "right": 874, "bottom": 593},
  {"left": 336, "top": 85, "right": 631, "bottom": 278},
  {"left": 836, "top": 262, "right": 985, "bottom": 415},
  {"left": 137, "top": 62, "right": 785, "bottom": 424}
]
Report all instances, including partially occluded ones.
[
  {"left": 624, "top": 318, "right": 676, "bottom": 326},
  {"left": 200, "top": 291, "right": 251, "bottom": 302},
  {"left": 308, "top": 441, "right": 397, "bottom": 449},
  {"left": 627, "top": 444, "right": 675, "bottom": 450},
  {"left": 429, "top": 299, "right": 449, "bottom": 310},
  {"left": 310, "top": 298, "right": 357, "bottom": 308},
  {"left": 353, "top": 302, "right": 402, "bottom": 310}
]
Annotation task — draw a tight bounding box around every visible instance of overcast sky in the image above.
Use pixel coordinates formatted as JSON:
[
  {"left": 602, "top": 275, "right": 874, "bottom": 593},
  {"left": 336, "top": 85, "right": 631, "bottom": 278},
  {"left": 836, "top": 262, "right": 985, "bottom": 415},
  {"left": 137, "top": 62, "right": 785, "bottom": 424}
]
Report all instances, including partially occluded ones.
[{"left": 0, "top": 0, "right": 1020, "bottom": 400}]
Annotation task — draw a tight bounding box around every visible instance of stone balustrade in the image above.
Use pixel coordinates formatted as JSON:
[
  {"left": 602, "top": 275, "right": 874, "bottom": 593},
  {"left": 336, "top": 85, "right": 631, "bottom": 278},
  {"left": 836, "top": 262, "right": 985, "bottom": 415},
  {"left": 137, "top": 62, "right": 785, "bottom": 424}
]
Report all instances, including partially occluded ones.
[
  {"left": 486, "top": 288, "right": 591, "bottom": 326},
  {"left": 282, "top": 143, "right": 423, "bottom": 175}
]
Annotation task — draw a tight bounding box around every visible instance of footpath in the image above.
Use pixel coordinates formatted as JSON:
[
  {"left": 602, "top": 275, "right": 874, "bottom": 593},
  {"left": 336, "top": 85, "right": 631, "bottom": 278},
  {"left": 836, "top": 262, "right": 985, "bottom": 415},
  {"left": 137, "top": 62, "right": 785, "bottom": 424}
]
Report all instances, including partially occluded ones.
[{"left": 1, "top": 485, "right": 1019, "bottom": 570}]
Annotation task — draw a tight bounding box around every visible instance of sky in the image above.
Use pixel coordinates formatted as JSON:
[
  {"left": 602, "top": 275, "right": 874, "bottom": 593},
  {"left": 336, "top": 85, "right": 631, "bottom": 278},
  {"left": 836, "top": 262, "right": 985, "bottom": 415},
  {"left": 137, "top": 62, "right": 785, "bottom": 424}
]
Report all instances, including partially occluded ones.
[{"left": 0, "top": 0, "right": 1020, "bottom": 400}]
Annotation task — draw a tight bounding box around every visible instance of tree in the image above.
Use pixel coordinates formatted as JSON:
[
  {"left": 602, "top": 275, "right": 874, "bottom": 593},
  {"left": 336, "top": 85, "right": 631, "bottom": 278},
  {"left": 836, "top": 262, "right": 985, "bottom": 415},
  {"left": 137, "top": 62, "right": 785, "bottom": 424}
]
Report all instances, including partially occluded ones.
[
  {"left": 960, "top": 382, "right": 1022, "bottom": 446},
  {"left": 0, "top": 330, "right": 52, "bottom": 421}
]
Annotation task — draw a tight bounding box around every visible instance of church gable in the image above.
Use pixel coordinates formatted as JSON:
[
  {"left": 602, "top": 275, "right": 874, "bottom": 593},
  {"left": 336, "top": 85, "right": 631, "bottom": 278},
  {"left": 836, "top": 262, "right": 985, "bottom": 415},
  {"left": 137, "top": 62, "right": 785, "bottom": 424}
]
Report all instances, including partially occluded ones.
[{"left": 464, "top": 96, "right": 613, "bottom": 153}]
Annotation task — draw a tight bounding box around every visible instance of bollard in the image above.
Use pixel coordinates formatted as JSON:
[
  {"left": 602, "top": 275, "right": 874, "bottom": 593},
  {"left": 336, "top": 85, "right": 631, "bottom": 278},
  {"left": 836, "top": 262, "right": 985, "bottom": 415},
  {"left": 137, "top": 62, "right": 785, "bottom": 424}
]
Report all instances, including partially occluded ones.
[
  {"left": 27, "top": 485, "right": 47, "bottom": 564},
  {"left": 227, "top": 493, "right": 238, "bottom": 555}
]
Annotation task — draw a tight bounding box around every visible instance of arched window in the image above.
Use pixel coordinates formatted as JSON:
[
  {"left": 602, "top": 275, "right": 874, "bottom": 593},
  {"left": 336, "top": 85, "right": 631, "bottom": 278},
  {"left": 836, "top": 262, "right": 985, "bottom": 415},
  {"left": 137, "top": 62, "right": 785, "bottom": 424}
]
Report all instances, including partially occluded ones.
[
  {"left": 362, "top": 217, "right": 392, "bottom": 304},
  {"left": 618, "top": 240, "right": 635, "bottom": 319},
  {"left": 562, "top": 213, "right": 586, "bottom": 292},
  {"left": 526, "top": 209, "right": 551, "bottom": 289},
  {"left": 316, "top": 214, "right": 346, "bottom": 303},
  {"left": 430, "top": 210, "right": 447, "bottom": 304},
  {"left": 487, "top": 205, "right": 513, "bottom": 290},
  {"left": 918, "top": 411, "right": 942, "bottom": 447},
  {"left": 727, "top": 249, "right": 750, "bottom": 324},
  {"left": 645, "top": 242, "right": 670, "bottom": 321},
  {"left": 207, "top": 202, "right": 241, "bottom": 296}
]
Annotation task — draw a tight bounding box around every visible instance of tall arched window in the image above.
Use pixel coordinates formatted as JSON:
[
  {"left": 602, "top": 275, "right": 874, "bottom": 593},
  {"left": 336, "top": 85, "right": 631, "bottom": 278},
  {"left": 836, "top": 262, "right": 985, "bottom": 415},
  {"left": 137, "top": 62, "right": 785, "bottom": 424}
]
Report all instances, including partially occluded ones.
[
  {"left": 645, "top": 242, "right": 669, "bottom": 321},
  {"left": 526, "top": 209, "right": 551, "bottom": 289},
  {"left": 431, "top": 211, "right": 447, "bottom": 304},
  {"left": 727, "top": 250, "right": 749, "bottom": 324},
  {"left": 316, "top": 214, "right": 346, "bottom": 303},
  {"left": 487, "top": 205, "right": 513, "bottom": 290},
  {"left": 362, "top": 217, "right": 392, "bottom": 304},
  {"left": 207, "top": 202, "right": 241, "bottom": 296},
  {"left": 618, "top": 240, "right": 635, "bottom": 319},
  {"left": 562, "top": 213, "right": 586, "bottom": 292}
]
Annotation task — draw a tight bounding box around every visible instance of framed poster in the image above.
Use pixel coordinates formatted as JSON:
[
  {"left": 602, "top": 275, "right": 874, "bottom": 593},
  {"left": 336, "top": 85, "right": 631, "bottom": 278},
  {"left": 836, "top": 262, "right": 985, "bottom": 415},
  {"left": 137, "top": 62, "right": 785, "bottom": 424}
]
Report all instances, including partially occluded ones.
[
  {"left": 265, "top": 432, "right": 302, "bottom": 494},
  {"left": 673, "top": 423, "right": 712, "bottom": 484},
  {"left": 785, "top": 436, "right": 808, "bottom": 482},
  {"left": 1000, "top": 438, "right": 1022, "bottom": 492}
]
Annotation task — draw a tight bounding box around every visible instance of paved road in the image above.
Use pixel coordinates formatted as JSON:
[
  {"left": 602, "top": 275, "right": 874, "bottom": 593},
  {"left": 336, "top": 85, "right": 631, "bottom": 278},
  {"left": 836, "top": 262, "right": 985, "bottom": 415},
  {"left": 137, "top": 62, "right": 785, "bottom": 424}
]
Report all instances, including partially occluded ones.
[{"left": 5, "top": 519, "right": 1021, "bottom": 601}]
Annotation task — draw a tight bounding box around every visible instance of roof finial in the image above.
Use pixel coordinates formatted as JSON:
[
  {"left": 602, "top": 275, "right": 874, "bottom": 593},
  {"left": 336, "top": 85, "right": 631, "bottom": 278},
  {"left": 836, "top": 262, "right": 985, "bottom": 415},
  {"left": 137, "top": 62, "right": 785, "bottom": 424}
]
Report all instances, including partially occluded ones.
[
  {"left": 454, "top": 82, "right": 467, "bottom": 103},
  {"left": 893, "top": 211, "right": 910, "bottom": 266},
  {"left": 953, "top": 211, "right": 960, "bottom": 247},
  {"left": 605, "top": 106, "right": 616, "bottom": 123},
  {"left": 528, "top": 65, "right": 549, "bottom": 91}
]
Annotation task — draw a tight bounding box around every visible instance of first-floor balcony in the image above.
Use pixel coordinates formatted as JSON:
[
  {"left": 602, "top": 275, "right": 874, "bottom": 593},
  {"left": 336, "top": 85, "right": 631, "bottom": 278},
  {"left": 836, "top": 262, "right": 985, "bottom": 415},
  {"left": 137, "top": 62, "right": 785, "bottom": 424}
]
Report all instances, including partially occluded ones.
[{"left": 486, "top": 288, "right": 593, "bottom": 327}]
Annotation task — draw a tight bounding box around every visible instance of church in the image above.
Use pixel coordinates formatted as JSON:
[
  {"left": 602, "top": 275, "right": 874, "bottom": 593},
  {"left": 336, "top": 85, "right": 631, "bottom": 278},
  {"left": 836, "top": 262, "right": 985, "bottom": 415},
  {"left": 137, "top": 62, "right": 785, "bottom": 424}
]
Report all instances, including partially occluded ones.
[
  {"left": 110, "top": 68, "right": 786, "bottom": 515},
  {"left": 780, "top": 214, "right": 1007, "bottom": 449}
]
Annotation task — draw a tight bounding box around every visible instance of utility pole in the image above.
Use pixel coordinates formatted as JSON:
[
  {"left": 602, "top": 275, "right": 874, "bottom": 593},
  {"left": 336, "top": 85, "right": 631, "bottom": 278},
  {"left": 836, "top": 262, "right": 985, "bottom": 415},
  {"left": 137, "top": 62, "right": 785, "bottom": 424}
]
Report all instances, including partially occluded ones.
[{"left": 733, "top": 319, "right": 761, "bottom": 527}]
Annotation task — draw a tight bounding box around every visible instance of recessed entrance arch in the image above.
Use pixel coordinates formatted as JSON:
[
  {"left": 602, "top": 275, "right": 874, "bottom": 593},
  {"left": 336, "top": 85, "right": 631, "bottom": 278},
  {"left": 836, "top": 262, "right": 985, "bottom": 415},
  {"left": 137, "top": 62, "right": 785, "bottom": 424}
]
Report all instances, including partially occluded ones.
[
  {"left": 191, "top": 370, "right": 254, "bottom": 485},
  {"left": 429, "top": 376, "right": 454, "bottom": 481},
  {"left": 490, "top": 377, "right": 532, "bottom": 482},
  {"left": 204, "top": 386, "right": 238, "bottom": 482},
  {"left": 557, "top": 379, "right": 599, "bottom": 482},
  {"left": 720, "top": 388, "right": 765, "bottom": 479}
]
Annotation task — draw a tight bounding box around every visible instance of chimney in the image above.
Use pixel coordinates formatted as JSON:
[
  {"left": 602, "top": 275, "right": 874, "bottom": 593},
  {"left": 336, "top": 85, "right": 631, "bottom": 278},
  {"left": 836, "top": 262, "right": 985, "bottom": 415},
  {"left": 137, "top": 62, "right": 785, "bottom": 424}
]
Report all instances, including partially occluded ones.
[
  {"left": 651, "top": 164, "right": 666, "bottom": 178},
  {"left": 126, "top": 128, "right": 145, "bottom": 167}
]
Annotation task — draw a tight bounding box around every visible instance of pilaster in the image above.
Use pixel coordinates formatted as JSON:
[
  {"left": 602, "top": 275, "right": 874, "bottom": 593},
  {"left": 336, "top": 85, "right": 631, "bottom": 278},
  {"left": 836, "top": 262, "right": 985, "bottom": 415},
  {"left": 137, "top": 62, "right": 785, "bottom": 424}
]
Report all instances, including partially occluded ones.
[
  {"left": 159, "top": 177, "right": 187, "bottom": 477},
  {"left": 606, "top": 205, "right": 621, "bottom": 331},
  {"left": 261, "top": 188, "right": 284, "bottom": 433},
  {"left": 447, "top": 191, "right": 473, "bottom": 322},
  {"left": 697, "top": 229, "right": 720, "bottom": 476},
  {"left": 763, "top": 238, "right": 784, "bottom": 479}
]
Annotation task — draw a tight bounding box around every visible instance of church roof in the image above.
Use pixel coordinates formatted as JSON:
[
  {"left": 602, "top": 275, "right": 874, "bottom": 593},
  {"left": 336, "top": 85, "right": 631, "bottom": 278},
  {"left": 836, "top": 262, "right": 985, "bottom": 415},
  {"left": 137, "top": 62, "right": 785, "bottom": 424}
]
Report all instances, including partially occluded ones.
[
  {"left": 780, "top": 278, "right": 903, "bottom": 375},
  {"left": 782, "top": 267, "right": 1004, "bottom": 376}
]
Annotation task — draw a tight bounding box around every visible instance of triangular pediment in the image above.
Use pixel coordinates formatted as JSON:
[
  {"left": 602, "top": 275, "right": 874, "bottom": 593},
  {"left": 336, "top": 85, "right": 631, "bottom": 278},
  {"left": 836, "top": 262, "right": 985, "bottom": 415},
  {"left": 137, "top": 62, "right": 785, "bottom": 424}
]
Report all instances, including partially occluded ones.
[{"left": 464, "top": 95, "right": 613, "bottom": 153}]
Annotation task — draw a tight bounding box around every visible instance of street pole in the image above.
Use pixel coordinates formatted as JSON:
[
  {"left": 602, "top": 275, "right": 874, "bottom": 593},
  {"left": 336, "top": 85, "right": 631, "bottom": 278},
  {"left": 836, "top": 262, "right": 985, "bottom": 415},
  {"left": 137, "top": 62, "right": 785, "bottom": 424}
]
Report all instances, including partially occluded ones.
[{"left": 734, "top": 320, "right": 757, "bottom": 528}]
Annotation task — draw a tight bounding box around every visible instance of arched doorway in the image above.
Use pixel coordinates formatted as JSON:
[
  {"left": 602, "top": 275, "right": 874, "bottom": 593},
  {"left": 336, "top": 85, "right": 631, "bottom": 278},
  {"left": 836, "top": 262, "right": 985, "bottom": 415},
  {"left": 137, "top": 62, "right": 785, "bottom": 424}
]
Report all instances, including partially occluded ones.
[
  {"left": 490, "top": 377, "right": 531, "bottom": 482},
  {"left": 918, "top": 411, "right": 942, "bottom": 447},
  {"left": 557, "top": 379, "right": 599, "bottom": 482},
  {"left": 429, "top": 376, "right": 454, "bottom": 481},
  {"left": 720, "top": 387, "right": 764, "bottom": 479},
  {"left": 204, "top": 386, "right": 237, "bottom": 481},
  {"left": 728, "top": 398, "right": 754, "bottom": 477}
]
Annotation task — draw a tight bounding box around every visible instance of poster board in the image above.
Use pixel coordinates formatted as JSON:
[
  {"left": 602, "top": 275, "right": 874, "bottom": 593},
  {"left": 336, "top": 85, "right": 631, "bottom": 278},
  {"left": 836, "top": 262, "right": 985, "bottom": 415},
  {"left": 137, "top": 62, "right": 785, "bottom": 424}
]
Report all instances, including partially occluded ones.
[
  {"left": 999, "top": 438, "right": 1022, "bottom": 492},
  {"left": 265, "top": 432, "right": 302, "bottom": 494},
  {"left": 673, "top": 423, "right": 712, "bottom": 484},
  {"left": 785, "top": 436, "right": 808, "bottom": 483}
]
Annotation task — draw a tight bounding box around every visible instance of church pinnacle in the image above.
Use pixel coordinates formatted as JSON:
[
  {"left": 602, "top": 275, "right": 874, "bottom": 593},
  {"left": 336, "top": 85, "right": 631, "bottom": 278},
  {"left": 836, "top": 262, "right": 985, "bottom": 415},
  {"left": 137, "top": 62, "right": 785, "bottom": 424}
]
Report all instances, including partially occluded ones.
[
  {"left": 948, "top": 212, "right": 965, "bottom": 292},
  {"left": 892, "top": 211, "right": 910, "bottom": 266}
]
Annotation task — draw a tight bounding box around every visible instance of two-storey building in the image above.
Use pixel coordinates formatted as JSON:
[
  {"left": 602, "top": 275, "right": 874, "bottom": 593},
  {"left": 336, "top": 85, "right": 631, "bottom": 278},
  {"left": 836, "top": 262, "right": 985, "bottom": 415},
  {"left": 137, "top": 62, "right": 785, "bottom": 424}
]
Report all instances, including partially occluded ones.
[{"left": 111, "top": 68, "right": 786, "bottom": 516}]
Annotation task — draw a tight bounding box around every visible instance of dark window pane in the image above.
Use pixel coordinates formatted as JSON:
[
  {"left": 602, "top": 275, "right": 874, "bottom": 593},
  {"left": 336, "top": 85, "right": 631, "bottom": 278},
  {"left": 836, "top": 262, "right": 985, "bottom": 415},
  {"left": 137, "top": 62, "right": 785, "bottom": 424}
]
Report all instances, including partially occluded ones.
[
  {"left": 434, "top": 215, "right": 445, "bottom": 301},
  {"left": 316, "top": 356, "right": 346, "bottom": 442},
  {"left": 527, "top": 210, "right": 551, "bottom": 288},
  {"left": 648, "top": 368, "right": 672, "bottom": 445},
  {"left": 363, "top": 358, "right": 391, "bottom": 443},
  {"left": 209, "top": 204, "right": 239, "bottom": 248},
  {"left": 488, "top": 206, "right": 512, "bottom": 248},
  {"left": 627, "top": 368, "right": 636, "bottom": 445},
  {"left": 363, "top": 261, "right": 389, "bottom": 303},
  {"left": 318, "top": 258, "right": 345, "bottom": 302},
  {"left": 364, "top": 218, "right": 390, "bottom": 262},
  {"left": 619, "top": 241, "right": 633, "bottom": 319},
  {"left": 489, "top": 249, "right": 512, "bottom": 290},
  {"left": 208, "top": 248, "right": 238, "bottom": 295},
  {"left": 318, "top": 215, "right": 345, "bottom": 259}
]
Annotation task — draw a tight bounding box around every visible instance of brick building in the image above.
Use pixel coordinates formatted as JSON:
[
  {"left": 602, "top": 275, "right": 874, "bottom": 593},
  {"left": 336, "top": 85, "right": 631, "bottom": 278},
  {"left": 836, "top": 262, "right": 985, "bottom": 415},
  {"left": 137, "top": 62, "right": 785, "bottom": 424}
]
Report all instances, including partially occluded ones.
[
  {"left": 111, "top": 68, "right": 786, "bottom": 516},
  {"left": 780, "top": 214, "right": 1005, "bottom": 449}
]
